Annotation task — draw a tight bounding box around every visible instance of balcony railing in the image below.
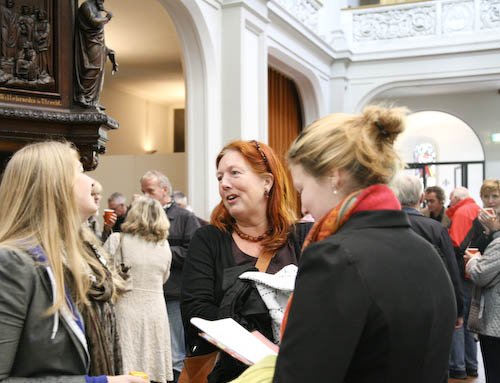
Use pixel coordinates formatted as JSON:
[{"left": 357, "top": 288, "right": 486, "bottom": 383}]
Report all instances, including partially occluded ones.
[
  {"left": 271, "top": 0, "right": 323, "bottom": 34},
  {"left": 342, "top": 0, "right": 500, "bottom": 44}
]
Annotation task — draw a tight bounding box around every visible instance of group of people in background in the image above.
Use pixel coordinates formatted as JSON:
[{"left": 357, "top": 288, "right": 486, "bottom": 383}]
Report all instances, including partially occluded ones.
[{"left": 0, "top": 105, "right": 499, "bottom": 383}]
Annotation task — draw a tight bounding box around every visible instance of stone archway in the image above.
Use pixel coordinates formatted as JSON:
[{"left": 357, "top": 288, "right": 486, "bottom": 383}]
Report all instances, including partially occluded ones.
[
  {"left": 396, "top": 110, "right": 485, "bottom": 203},
  {"left": 159, "top": 0, "right": 220, "bottom": 218}
]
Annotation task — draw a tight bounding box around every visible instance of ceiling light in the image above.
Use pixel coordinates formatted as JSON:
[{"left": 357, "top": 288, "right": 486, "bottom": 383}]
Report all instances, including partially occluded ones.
[{"left": 492, "top": 133, "right": 500, "bottom": 143}]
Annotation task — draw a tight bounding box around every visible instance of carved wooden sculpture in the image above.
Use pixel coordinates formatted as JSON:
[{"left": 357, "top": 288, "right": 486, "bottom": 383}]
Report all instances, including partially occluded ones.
[
  {"left": 0, "top": 0, "right": 118, "bottom": 171},
  {"left": 74, "top": 0, "right": 117, "bottom": 110}
]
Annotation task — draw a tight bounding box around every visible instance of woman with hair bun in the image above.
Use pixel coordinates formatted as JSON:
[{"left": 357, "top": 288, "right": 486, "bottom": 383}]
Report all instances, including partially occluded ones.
[
  {"left": 233, "top": 106, "right": 457, "bottom": 383},
  {"left": 275, "top": 105, "right": 457, "bottom": 382}
]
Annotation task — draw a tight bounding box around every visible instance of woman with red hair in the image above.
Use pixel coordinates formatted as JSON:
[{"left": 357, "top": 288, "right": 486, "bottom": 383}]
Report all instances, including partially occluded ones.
[{"left": 181, "top": 140, "right": 311, "bottom": 383}]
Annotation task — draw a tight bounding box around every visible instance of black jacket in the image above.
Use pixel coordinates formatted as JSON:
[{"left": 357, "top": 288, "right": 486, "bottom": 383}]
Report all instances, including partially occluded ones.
[
  {"left": 164, "top": 202, "right": 201, "bottom": 300},
  {"left": 209, "top": 263, "right": 274, "bottom": 383},
  {"left": 274, "top": 210, "right": 456, "bottom": 383},
  {"left": 0, "top": 248, "right": 87, "bottom": 383},
  {"left": 403, "top": 207, "right": 464, "bottom": 317},
  {"left": 181, "top": 223, "right": 312, "bottom": 356}
]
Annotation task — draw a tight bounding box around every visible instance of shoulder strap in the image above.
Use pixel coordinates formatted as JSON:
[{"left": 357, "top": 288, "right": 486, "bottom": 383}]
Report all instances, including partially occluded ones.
[{"left": 255, "top": 251, "right": 273, "bottom": 272}]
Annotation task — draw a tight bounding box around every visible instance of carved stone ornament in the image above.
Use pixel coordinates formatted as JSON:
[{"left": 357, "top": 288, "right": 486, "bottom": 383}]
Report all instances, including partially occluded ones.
[
  {"left": 352, "top": 5, "right": 436, "bottom": 41},
  {"left": 0, "top": 0, "right": 54, "bottom": 89},
  {"left": 442, "top": 2, "right": 474, "bottom": 34},
  {"left": 273, "top": 0, "right": 321, "bottom": 34},
  {"left": 480, "top": 0, "right": 500, "bottom": 29}
]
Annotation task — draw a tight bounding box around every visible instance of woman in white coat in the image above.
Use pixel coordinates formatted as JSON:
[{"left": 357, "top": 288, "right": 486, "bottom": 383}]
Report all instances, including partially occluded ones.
[{"left": 105, "top": 196, "right": 173, "bottom": 383}]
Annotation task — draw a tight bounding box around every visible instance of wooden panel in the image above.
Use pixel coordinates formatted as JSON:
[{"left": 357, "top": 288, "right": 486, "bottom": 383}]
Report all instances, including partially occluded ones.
[{"left": 268, "top": 67, "right": 303, "bottom": 216}]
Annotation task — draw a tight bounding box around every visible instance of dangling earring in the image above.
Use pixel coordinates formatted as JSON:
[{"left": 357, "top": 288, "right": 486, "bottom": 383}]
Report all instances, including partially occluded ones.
[
  {"left": 264, "top": 190, "right": 270, "bottom": 199},
  {"left": 330, "top": 175, "right": 339, "bottom": 195}
]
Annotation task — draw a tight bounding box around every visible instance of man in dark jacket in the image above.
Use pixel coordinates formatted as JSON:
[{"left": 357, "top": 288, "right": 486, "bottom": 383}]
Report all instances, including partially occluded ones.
[
  {"left": 422, "top": 185, "right": 452, "bottom": 228},
  {"left": 141, "top": 170, "right": 201, "bottom": 383},
  {"left": 393, "top": 174, "right": 464, "bottom": 328}
]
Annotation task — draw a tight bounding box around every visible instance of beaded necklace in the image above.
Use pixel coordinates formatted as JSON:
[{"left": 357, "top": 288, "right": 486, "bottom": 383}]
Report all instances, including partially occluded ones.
[{"left": 232, "top": 224, "right": 272, "bottom": 242}]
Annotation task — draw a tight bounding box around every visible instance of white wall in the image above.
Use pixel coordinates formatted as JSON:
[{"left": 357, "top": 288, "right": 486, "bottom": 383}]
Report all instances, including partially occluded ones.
[
  {"left": 375, "top": 91, "right": 500, "bottom": 204},
  {"left": 100, "top": 86, "right": 176, "bottom": 155},
  {"left": 377, "top": 91, "right": 500, "bottom": 169},
  {"left": 88, "top": 153, "right": 187, "bottom": 204}
]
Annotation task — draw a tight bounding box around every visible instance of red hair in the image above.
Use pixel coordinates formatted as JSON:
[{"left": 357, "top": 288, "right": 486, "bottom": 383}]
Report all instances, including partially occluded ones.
[{"left": 210, "top": 140, "right": 297, "bottom": 254}]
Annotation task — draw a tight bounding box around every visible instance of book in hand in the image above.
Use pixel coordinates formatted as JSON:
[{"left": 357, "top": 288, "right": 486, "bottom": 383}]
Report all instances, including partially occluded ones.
[{"left": 190, "top": 317, "right": 279, "bottom": 365}]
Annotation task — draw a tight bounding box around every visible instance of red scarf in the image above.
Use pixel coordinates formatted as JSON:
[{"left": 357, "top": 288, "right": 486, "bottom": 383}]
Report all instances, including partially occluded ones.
[{"left": 280, "top": 184, "right": 401, "bottom": 340}]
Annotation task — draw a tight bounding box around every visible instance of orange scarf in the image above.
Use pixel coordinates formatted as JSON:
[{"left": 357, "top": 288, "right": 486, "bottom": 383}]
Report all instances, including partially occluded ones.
[{"left": 280, "top": 184, "right": 401, "bottom": 340}]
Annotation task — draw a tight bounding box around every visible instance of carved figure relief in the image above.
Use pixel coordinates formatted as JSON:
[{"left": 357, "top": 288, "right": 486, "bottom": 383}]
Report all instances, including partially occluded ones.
[
  {"left": 74, "top": 0, "right": 118, "bottom": 111},
  {"left": 0, "top": 0, "right": 54, "bottom": 87}
]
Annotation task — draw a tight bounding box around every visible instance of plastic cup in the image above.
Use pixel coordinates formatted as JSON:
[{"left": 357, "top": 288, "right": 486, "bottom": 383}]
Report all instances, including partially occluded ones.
[
  {"left": 465, "top": 248, "right": 479, "bottom": 279},
  {"left": 485, "top": 207, "right": 496, "bottom": 216},
  {"left": 129, "top": 371, "right": 148, "bottom": 381},
  {"left": 104, "top": 209, "right": 115, "bottom": 225}
]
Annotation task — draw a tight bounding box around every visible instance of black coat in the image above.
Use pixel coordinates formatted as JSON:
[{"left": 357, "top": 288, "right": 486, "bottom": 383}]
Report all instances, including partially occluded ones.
[
  {"left": 403, "top": 207, "right": 464, "bottom": 318},
  {"left": 274, "top": 210, "right": 456, "bottom": 383},
  {"left": 164, "top": 202, "right": 201, "bottom": 300}
]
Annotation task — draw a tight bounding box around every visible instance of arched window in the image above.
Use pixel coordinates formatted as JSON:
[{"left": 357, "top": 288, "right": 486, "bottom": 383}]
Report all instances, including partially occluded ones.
[{"left": 413, "top": 142, "right": 437, "bottom": 186}]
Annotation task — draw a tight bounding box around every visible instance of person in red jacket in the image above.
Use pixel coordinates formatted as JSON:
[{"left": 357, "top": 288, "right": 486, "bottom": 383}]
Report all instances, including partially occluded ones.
[
  {"left": 447, "top": 186, "right": 481, "bottom": 380},
  {"left": 447, "top": 187, "right": 481, "bottom": 248}
]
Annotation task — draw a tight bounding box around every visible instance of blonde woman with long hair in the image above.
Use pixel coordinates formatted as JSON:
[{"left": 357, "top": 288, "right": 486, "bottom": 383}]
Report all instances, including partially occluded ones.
[
  {"left": 104, "top": 196, "right": 173, "bottom": 383},
  {"left": 0, "top": 141, "right": 144, "bottom": 383}
]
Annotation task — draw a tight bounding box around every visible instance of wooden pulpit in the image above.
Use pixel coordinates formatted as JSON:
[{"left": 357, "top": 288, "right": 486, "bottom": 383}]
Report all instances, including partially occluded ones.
[{"left": 0, "top": 0, "right": 118, "bottom": 171}]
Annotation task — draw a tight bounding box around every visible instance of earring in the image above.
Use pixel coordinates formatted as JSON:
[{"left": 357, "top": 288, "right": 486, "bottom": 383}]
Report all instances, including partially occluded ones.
[
  {"left": 330, "top": 175, "right": 339, "bottom": 195},
  {"left": 264, "top": 190, "right": 270, "bottom": 199}
]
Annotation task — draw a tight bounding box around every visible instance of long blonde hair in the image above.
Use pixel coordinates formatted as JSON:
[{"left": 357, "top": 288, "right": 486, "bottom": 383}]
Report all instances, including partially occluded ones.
[{"left": 0, "top": 141, "right": 93, "bottom": 314}]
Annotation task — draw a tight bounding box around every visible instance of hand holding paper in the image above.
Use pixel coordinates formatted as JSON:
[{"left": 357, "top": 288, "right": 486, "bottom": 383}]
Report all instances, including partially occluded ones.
[{"left": 190, "top": 317, "right": 278, "bottom": 365}]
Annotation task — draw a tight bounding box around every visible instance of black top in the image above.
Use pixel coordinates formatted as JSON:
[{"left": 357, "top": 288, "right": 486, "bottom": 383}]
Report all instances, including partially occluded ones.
[
  {"left": 181, "top": 222, "right": 312, "bottom": 355},
  {"left": 465, "top": 217, "right": 495, "bottom": 254},
  {"left": 403, "top": 207, "right": 464, "bottom": 317},
  {"left": 231, "top": 237, "right": 297, "bottom": 275},
  {"left": 274, "top": 210, "right": 456, "bottom": 383}
]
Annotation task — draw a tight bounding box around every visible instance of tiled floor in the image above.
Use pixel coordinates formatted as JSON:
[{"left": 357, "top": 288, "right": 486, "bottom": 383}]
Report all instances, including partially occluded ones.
[{"left": 449, "top": 348, "right": 485, "bottom": 383}]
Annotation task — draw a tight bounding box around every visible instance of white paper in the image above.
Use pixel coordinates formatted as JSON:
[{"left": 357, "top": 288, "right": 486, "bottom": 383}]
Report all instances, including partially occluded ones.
[{"left": 190, "top": 317, "right": 278, "bottom": 364}]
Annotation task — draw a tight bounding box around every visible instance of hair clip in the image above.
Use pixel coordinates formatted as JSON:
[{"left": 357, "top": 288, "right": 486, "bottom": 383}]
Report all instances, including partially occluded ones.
[
  {"left": 375, "top": 121, "right": 389, "bottom": 137},
  {"left": 251, "top": 140, "right": 270, "bottom": 171}
]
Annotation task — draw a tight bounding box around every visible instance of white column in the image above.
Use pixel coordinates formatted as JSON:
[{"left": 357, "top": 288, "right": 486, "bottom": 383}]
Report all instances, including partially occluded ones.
[
  {"left": 221, "top": 0, "right": 270, "bottom": 144},
  {"left": 330, "top": 59, "right": 351, "bottom": 113}
]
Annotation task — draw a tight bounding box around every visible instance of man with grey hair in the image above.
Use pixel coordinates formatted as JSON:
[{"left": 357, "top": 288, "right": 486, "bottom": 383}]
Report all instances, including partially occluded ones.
[
  {"left": 173, "top": 190, "right": 191, "bottom": 211},
  {"left": 392, "top": 173, "right": 464, "bottom": 332},
  {"left": 141, "top": 170, "right": 200, "bottom": 382},
  {"left": 102, "top": 191, "right": 128, "bottom": 242}
]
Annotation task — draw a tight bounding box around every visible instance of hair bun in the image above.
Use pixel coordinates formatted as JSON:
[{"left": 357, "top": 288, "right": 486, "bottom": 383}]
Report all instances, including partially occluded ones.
[{"left": 362, "top": 105, "right": 408, "bottom": 143}]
